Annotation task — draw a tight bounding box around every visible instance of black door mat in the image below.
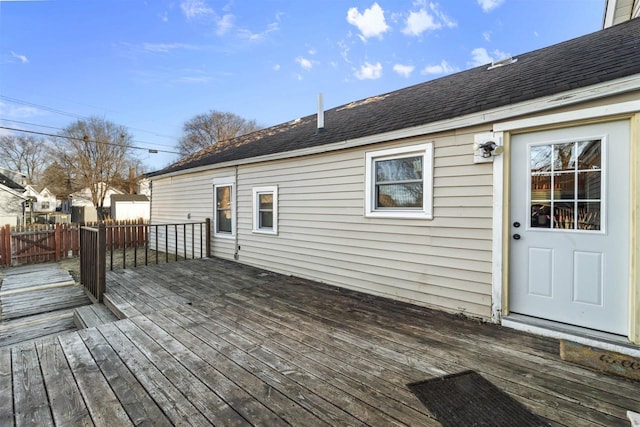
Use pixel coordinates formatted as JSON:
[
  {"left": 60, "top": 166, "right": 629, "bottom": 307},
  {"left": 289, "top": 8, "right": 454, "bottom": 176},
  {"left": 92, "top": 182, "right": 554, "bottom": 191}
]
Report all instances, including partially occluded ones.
[{"left": 408, "top": 370, "right": 549, "bottom": 427}]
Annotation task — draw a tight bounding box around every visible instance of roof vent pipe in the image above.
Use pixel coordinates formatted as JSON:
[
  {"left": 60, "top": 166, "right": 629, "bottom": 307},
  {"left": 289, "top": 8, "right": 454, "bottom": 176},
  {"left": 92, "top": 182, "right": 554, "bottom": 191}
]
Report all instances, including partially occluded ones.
[{"left": 316, "top": 93, "right": 325, "bottom": 134}]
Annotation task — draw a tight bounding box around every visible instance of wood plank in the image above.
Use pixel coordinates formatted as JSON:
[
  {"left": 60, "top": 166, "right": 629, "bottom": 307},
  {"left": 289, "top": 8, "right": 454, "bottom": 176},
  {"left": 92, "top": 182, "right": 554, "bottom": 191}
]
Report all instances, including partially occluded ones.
[
  {"left": 0, "top": 310, "right": 76, "bottom": 348},
  {"left": 1, "top": 286, "right": 90, "bottom": 321},
  {"left": 152, "top": 306, "right": 368, "bottom": 427},
  {"left": 11, "top": 343, "right": 54, "bottom": 427},
  {"left": 132, "top": 313, "right": 326, "bottom": 426},
  {"left": 248, "top": 282, "right": 636, "bottom": 425},
  {"left": 0, "top": 347, "right": 14, "bottom": 427},
  {"left": 57, "top": 332, "right": 132, "bottom": 426},
  {"left": 96, "top": 322, "right": 213, "bottom": 426},
  {"left": 170, "top": 304, "right": 430, "bottom": 426},
  {"left": 77, "top": 328, "right": 172, "bottom": 427},
  {"left": 113, "top": 319, "right": 252, "bottom": 426},
  {"left": 35, "top": 338, "right": 92, "bottom": 426}
]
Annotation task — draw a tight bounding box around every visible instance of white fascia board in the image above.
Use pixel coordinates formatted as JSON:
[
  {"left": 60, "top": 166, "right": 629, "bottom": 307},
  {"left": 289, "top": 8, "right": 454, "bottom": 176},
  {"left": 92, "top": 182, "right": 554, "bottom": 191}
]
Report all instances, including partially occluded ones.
[
  {"left": 494, "top": 99, "right": 640, "bottom": 132},
  {"left": 151, "top": 74, "right": 640, "bottom": 180}
]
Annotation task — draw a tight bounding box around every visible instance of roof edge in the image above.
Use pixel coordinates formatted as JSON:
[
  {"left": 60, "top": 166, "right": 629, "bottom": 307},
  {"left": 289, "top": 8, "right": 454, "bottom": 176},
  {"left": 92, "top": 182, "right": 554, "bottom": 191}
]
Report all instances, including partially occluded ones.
[{"left": 150, "top": 74, "right": 640, "bottom": 180}]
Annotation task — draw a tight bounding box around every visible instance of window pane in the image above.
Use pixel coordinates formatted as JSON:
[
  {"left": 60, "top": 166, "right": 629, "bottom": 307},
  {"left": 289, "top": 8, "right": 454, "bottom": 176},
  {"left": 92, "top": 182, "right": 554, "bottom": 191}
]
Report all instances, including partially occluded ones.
[
  {"left": 376, "top": 156, "right": 422, "bottom": 182},
  {"left": 553, "top": 202, "right": 575, "bottom": 229},
  {"left": 577, "top": 202, "right": 600, "bottom": 230},
  {"left": 530, "top": 203, "right": 551, "bottom": 228},
  {"left": 217, "top": 209, "right": 232, "bottom": 232},
  {"left": 216, "top": 186, "right": 230, "bottom": 208},
  {"left": 259, "top": 193, "right": 273, "bottom": 210},
  {"left": 259, "top": 211, "right": 273, "bottom": 228},
  {"left": 577, "top": 140, "right": 601, "bottom": 170},
  {"left": 216, "top": 185, "right": 231, "bottom": 233},
  {"left": 530, "top": 145, "right": 551, "bottom": 172},
  {"left": 531, "top": 174, "right": 551, "bottom": 200},
  {"left": 578, "top": 171, "right": 601, "bottom": 199},
  {"left": 555, "top": 172, "right": 575, "bottom": 200},
  {"left": 553, "top": 143, "right": 576, "bottom": 171},
  {"left": 377, "top": 183, "right": 423, "bottom": 208}
]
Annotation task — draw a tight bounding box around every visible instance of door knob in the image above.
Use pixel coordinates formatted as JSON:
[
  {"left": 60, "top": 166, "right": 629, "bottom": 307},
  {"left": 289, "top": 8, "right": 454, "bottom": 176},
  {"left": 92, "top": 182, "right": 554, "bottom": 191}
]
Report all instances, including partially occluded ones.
[{"left": 513, "top": 234, "right": 521, "bottom": 240}]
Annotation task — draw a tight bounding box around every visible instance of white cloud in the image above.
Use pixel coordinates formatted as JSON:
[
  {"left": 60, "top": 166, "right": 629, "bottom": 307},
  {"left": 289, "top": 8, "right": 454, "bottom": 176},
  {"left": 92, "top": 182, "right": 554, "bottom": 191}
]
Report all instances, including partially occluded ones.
[
  {"left": 482, "top": 31, "right": 491, "bottom": 42},
  {"left": 355, "top": 61, "right": 382, "bottom": 80},
  {"left": 337, "top": 40, "right": 351, "bottom": 64},
  {"left": 421, "top": 60, "right": 459, "bottom": 75},
  {"left": 469, "top": 47, "right": 510, "bottom": 67},
  {"left": 477, "top": 0, "right": 505, "bottom": 12},
  {"left": 346, "top": 3, "right": 389, "bottom": 40},
  {"left": 402, "top": 3, "right": 456, "bottom": 36},
  {"left": 141, "top": 43, "right": 199, "bottom": 53},
  {"left": 296, "top": 57, "right": 313, "bottom": 70},
  {"left": 217, "top": 14, "right": 234, "bottom": 35},
  {"left": 308, "top": 48, "right": 317, "bottom": 56},
  {"left": 10, "top": 51, "right": 28, "bottom": 63},
  {"left": 160, "top": 11, "right": 169, "bottom": 23},
  {"left": 0, "top": 102, "right": 42, "bottom": 118},
  {"left": 403, "top": 9, "right": 439, "bottom": 35},
  {"left": 273, "top": 64, "right": 281, "bottom": 71},
  {"left": 180, "top": 0, "right": 214, "bottom": 20},
  {"left": 238, "top": 21, "right": 279, "bottom": 42},
  {"left": 393, "top": 64, "right": 414, "bottom": 78}
]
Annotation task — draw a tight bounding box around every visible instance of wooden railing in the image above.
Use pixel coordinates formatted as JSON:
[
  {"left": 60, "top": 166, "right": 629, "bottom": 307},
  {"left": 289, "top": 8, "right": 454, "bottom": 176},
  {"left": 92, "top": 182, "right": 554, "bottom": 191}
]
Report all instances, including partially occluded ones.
[
  {"left": 79, "top": 220, "right": 211, "bottom": 301},
  {"left": 80, "top": 224, "right": 106, "bottom": 302}
]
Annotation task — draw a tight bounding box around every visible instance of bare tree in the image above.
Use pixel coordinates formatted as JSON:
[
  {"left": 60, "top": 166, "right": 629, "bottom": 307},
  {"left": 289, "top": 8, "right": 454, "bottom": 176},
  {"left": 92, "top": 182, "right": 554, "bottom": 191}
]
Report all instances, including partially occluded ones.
[
  {"left": 55, "top": 117, "right": 134, "bottom": 215},
  {"left": 0, "top": 135, "right": 48, "bottom": 184},
  {"left": 178, "top": 110, "right": 261, "bottom": 156}
]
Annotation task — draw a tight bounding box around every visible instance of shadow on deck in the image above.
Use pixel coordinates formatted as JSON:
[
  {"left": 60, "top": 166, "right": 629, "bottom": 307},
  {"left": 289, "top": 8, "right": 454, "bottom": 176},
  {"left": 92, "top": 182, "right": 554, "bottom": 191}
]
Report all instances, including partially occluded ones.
[{"left": 1, "top": 257, "right": 639, "bottom": 426}]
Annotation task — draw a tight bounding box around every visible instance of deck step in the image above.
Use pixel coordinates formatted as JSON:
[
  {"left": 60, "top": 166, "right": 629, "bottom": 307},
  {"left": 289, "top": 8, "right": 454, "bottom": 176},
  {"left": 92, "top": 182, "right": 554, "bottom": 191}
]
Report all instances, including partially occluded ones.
[
  {"left": 560, "top": 340, "right": 640, "bottom": 381},
  {"left": 73, "top": 304, "right": 119, "bottom": 329}
]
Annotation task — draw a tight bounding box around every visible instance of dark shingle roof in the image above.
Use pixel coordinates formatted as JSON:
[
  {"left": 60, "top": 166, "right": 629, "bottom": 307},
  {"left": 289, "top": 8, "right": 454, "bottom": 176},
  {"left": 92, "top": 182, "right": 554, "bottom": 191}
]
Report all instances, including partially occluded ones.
[
  {"left": 0, "top": 173, "right": 25, "bottom": 191},
  {"left": 152, "top": 18, "right": 640, "bottom": 177}
]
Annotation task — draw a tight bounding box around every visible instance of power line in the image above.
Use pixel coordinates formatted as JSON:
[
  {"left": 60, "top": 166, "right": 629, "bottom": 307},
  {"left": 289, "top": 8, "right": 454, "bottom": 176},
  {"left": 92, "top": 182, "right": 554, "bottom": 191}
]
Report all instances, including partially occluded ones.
[
  {"left": 0, "top": 125, "right": 181, "bottom": 155},
  {"left": 0, "top": 95, "right": 181, "bottom": 140},
  {"left": 1, "top": 118, "right": 180, "bottom": 150}
]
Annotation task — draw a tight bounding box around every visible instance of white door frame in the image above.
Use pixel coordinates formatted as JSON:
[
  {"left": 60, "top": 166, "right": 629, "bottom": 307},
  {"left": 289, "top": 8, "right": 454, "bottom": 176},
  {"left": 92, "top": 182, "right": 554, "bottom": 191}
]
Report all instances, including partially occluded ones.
[{"left": 490, "top": 100, "right": 640, "bottom": 347}]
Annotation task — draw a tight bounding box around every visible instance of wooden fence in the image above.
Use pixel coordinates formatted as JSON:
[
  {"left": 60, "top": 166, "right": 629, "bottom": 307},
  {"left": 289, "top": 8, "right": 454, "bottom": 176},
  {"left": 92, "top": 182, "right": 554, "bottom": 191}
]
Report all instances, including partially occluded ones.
[
  {"left": 80, "top": 220, "right": 211, "bottom": 301},
  {"left": 0, "top": 224, "right": 80, "bottom": 267}
]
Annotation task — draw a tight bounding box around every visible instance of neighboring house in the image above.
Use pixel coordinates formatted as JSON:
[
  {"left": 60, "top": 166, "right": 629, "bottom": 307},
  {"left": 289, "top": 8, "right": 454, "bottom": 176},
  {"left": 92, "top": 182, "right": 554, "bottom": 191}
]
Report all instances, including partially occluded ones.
[
  {"left": 137, "top": 178, "right": 151, "bottom": 197},
  {"left": 22, "top": 185, "right": 57, "bottom": 213},
  {"left": 70, "top": 184, "right": 124, "bottom": 208},
  {"left": 604, "top": 0, "right": 640, "bottom": 26},
  {"left": 149, "top": 17, "right": 640, "bottom": 353},
  {"left": 110, "top": 194, "right": 150, "bottom": 221},
  {"left": 0, "top": 172, "right": 27, "bottom": 226}
]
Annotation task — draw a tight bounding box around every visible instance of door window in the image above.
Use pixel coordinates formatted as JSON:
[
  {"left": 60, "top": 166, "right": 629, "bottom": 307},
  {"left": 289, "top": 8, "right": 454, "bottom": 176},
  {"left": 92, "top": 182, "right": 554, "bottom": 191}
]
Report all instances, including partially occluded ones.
[{"left": 529, "top": 139, "right": 602, "bottom": 231}]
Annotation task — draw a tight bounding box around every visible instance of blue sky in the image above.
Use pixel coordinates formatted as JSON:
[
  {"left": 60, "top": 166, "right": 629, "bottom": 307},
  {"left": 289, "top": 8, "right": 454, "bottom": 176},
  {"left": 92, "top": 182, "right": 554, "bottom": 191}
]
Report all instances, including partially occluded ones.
[{"left": 0, "top": 0, "right": 605, "bottom": 171}]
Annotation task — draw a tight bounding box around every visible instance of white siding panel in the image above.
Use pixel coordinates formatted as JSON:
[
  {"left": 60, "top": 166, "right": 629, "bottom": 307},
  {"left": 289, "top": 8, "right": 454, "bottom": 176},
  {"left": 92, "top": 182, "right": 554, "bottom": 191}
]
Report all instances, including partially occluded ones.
[
  {"left": 234, "top": 129, "right": 495, "bottom": 319},
  {"left": 151, "top": 168, "right": 237, "bottom": 259}
]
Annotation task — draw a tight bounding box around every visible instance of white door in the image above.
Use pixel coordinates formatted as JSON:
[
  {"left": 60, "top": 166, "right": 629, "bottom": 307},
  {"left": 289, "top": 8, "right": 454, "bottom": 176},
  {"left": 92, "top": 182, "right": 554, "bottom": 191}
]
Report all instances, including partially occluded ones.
[{"left": 509, "top": 121, "right": 629, "bottom": 335}]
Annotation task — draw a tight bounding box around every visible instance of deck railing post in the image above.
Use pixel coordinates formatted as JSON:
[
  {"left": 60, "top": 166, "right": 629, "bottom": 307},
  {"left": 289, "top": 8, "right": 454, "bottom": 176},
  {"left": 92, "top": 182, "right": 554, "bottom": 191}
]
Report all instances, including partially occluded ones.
[
  {"left": 96, "top": 223, "right": 106, "bottom": 302},
  {"left": 205, "top": 217, "right": 211, "bottom": 258}
]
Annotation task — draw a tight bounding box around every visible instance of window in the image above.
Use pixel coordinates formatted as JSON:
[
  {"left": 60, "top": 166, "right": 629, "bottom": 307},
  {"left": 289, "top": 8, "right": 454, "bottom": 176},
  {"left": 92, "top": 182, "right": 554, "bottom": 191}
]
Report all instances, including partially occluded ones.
[
  {"left": 213, "top": 177, "right": 235, "bottom": 237},
  {"left": 40, "top": 202, "right": 50, "bottom": 210},
  {"left": 365, "top": 144, "right": 433, "bottom": 219},
  {"left": 529, "top": 139, "right": 603, "bottom": 232},
  {"left": 252, "top": 186, "right": 278, "bottom": 234}
]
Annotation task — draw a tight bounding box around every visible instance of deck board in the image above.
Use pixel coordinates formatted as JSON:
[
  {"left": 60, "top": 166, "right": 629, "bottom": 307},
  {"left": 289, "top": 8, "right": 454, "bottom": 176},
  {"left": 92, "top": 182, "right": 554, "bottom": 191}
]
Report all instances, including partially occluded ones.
[{"left": 0, "top": 257, "right": 638, "bottom": 426}]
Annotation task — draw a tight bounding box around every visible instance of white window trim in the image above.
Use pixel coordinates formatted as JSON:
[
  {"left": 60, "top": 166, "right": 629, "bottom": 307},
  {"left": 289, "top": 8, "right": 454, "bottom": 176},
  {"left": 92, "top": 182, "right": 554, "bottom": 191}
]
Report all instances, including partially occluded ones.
[
  {"left": 365, "top": 143, "right": 434, "bottom": 219},
  {"left": 252, "top": 186, "right": 278, "bottom": 235},
  {"left": 213, "top": 176, "right": 235, "bottom": 239}
]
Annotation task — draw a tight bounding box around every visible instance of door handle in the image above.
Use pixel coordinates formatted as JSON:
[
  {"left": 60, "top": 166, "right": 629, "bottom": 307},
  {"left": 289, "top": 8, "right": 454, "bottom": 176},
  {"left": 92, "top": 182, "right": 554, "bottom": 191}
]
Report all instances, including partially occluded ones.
[{"left": 513, "top": 234, "right": 521, "bottom": 240}]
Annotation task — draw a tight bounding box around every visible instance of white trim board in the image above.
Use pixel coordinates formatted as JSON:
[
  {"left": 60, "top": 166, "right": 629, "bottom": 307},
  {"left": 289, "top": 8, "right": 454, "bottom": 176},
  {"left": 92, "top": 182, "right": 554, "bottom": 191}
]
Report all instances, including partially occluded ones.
[{"left": 502, "top": 315, "right": 640, "bottom": 358}]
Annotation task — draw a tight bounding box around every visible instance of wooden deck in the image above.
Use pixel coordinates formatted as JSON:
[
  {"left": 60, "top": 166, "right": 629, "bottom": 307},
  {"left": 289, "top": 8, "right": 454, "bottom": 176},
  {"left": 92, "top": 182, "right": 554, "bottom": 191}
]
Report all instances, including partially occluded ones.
[
  {"left": 0, "top": 264, "right": 90, "bottom": 348},
  {"left": 1, "top": 257, "right": 639, "bottom": 426}
]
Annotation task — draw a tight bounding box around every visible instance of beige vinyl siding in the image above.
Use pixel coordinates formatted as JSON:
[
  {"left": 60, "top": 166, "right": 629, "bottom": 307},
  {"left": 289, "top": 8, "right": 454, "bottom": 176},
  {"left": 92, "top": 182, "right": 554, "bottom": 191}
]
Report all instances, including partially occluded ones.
[
  {"left": 235, "top": 127, "right": 494, "bottom": 318},
  {"left": 151, "top": 168, "right": 237, "bottom": 259}
]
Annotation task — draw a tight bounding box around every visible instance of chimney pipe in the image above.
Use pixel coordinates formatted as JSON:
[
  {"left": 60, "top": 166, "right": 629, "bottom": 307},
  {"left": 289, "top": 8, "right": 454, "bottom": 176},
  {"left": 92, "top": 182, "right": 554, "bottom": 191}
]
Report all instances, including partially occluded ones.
[{"left": 316, "top": 93, "right": 325, "bottom": 134}]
